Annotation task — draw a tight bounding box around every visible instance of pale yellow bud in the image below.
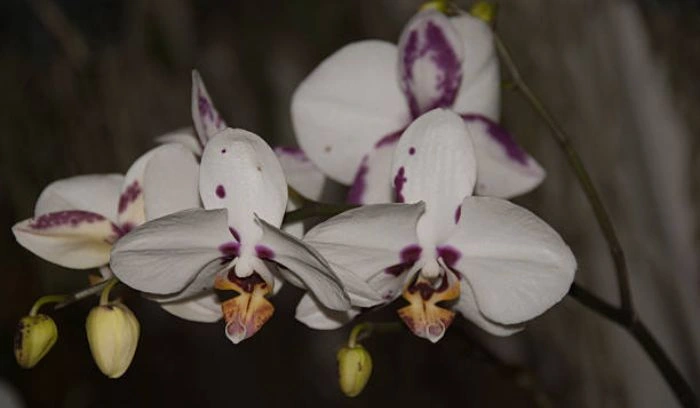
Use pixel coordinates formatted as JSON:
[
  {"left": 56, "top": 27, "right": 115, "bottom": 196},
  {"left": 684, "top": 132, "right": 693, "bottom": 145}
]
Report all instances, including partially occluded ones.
[
  {"left": 337, "top": 345, "right": 373, "bottom": 397},
  {"left": 419, "top": 0, "right": 450, "bottom": 13},
  {"left": 14, "top": 314, "right": 58, "bottom": 368},
  {"left": 85, "top": 303, "right": 140, "bottom": 379},
  {"left": 469, "top": 1, "right": 497, "bottom": 24}
]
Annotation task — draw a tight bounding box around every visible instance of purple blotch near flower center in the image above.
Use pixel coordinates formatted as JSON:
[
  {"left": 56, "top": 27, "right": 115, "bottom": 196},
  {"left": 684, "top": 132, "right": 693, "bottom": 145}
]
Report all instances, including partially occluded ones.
[
  {"left": 385, "top": 244, "right": 422, "bottom": 276},
  {"left": 255, "top": 245, "right": 275, "bottom": 260},
  {"left": 394, "top": 167, "right": 407, "bottom": 203},
  {"left": 408, "top": 273, "right": 449, "bottom": 301},
  {"left": 347, "top": 156, "right": 369, "bottom": 205},
  {"left": 462, "top": 114, "right": 528, "bottom": 166},
  {"left": 226, "top": 270, "right": 266, "bottom": 293},
  {"left": 374, "top": 129, "right": 403, "bottom": 149},
  {"left": 30, "top": 210, "right": 105, "bottom": 230},
  {"left": 216, "top": 185, "right": 226, "bottom": 199},
  {"left": 118, "top": 181, "right": 141, "bottom": 214},
  {"left": 218, "top": 241, "right": 240, "bottom": 265},
  {"left": 454, "top": 205, "right": 462, "bottom": 224},
  {"left": 437, "top": 245, "right": 462, "bottom": 270}
]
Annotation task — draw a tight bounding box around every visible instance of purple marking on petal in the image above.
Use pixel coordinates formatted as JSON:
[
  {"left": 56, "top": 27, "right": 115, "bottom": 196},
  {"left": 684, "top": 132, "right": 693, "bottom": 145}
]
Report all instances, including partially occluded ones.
[
  {"left": 228, "top": 227, "right": 241, "bottom": 243},
  {"left": 216, "top": 185, "right": 226, "bottom": 199},
  {"left": 275, "top": 146, "right": 309, "bottom": 162},
  {"left": 218, "top": 241, "right": 240, "bottom": 265},
  {"left": 385, "top": 244, "right": 422, "bottom": 276},
  {"left": 437, "top": 245, "right": 462, "bottom": 269},
  {"left": 374, "top": 129, "right": 403, "bottom": 149},
  {"left": 462, "top": 114, "right": 529, "bottom": 165},
  {"left": 118, "top": 181, "right": 142, "bottom": 214},
  {"left": 454, "top": 205, "right": 462, "bottom": 224},
  {"left": 255, "top": 245, "right": 275, "bottom": 260},
  {"left": 226, "top": 270, "right": 266, "bottom": 293},
  {"left": 409, "top": 147, "right": 416, "bottom": 155},
  {"left": 29, "top": 210, "right": 106, "bottom": 230},
  {"left": 347, "top": 156, "right": 369, "bottom": 205},
  {"left": 221, "top": 148, "right": 227, "bottom": 154},
  {"left": 400, "top": 18, "right": 462, "bottom": 118},
  {"left": 394, "top": 167, "right": 407, "bottom": 203},
  {"left": 408, "top": 273, "right": 449, "bottom": 300}
]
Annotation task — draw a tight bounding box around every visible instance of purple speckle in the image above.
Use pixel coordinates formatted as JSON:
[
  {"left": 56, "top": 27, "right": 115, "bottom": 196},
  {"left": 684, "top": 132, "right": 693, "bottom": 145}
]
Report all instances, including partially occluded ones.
[
  {"left": 409, "top": 147, "right": 416, "bottom": 155},
  {"left": 30, "top": 210, "right": 106, "bottom": 230},
  {"left": 118, "top": 181, "right": 141, "bottom": 214},
  {"left": 347, "top": 156, "right": 369, "bottom": 204},
  {"left": 221, "top": 148, "right": 227, "bottom": 154},
  {"left": 400, "top": 18, "right": 462, "bottom": 118},
  {"left": 228, "top": 227, "right": 241, "bottom": 243},
  {"left": 216, "top": 185, "right": 226, "bottom": 199},
  {"left": 374, "top": 129, "right": 403, "bottom": 149},
  {"left": 454, "top": 205, "right": 462, "bottom": 224},
  {"left": 385, "top": 244, "right": 422, "bottom": 276},
  {"left": 218, "top": 241, "right": 240, "bottom": 265},
  {"left": 437, "top": 245, "right": 461, "bottom": 269},
  {"left": 394, "top": 167, "right": 407, "bottom": 203},
  {"left": 462, "top": 114, "right": 529, "bottom": 166},
  {"left": 255, "top": 245, "right": 275, "bottom": 260}
]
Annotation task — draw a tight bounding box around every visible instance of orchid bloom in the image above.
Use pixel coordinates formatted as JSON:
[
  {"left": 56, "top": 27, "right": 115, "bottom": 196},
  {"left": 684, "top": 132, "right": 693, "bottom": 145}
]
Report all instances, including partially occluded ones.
[
  {"left": 292, "top": 9, "right": 545, "bottom": 205},
  {"left": 10, "top": 143, "right": 222, "bottom": 321},
  {"left": 298, "top": 109, "right": 575, "bottom": 342},
  {"left": 109, "top": 128, "right": 351, "bottom": 344}
]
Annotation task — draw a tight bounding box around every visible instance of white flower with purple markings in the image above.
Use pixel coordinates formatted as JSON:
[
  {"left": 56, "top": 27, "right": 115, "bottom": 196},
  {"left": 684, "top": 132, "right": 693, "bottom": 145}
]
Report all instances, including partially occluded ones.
[
  {"left": 109, "top": 128, "right": 351, "bottom": 344},
  {"left": 292, "top": 9, "right": 545, "bottom": 204},
  {"left": 296, "top": 109, "right": 575, "bottom": 343}
]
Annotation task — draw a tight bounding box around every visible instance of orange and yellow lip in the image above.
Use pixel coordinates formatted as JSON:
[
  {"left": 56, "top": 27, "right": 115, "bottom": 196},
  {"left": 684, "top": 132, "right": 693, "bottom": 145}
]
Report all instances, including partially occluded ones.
[
  {"left": 215, "top": 272, "right": 274, "bottom": 344},
  {"left": 398, "top": 273, "right": 460, "bottom": 343}
]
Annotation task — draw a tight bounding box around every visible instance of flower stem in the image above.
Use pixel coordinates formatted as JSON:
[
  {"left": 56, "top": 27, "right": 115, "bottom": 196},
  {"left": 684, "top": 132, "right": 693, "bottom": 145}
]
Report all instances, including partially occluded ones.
[
  {"left": 348, "top": 322, "right": 401, "bottom": 348},
  {"left": 53, "top": 278, "right": 115, "bottom": 310},
  {"left": 29, "top": 294, "right": 68, "bottom": 316},
  {"left": 99, "top": 278, "right": 119, "bottom": 305},
  {"left": 492, "top": 29, "right": 695, "bottom": 408}
]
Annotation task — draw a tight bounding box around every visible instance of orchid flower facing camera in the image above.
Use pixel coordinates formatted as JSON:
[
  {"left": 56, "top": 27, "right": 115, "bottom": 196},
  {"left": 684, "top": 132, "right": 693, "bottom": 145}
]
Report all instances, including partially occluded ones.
[
  {"left": 293, "top": 9, "right": 544, "bottom": 204},
  {"left": 109, "top": 128, "right": 351, "bottom": 344},
  {"left": 299, "top": 109, "right": 575, "bottom": 342},
  {"left": 10, "top": 143, "right": 222, "bottom": 322}
]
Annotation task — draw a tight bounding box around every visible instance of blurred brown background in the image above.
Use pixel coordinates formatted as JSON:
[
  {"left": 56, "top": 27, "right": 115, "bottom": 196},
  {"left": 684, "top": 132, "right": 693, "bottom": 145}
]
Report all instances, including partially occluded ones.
[{"left": 1, "top": 0, "right": 699, "bottom": 406}]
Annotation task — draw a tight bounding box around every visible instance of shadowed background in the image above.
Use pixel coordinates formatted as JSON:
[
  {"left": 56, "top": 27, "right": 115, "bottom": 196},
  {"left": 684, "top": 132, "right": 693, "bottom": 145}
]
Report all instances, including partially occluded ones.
[{"left": 0, "top": 0, "right": 698, "bottom": 406}]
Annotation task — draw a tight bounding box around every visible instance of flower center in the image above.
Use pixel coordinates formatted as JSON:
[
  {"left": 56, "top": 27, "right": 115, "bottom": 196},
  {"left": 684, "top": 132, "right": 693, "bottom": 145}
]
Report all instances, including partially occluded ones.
[{"left": 214, "top": 270, "right": 274, "bottom": 344}]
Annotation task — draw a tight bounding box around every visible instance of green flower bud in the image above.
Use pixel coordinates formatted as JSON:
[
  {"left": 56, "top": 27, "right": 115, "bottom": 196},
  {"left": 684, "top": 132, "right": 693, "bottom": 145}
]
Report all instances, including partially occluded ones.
[
  {"left": 14, "top": 314, "right": 58, "bottom": 368},
  {"left": 469, "top": 1, "right": 497, "bottom": 24},
  {"left": 85, "top": 303, "right": 140, "bottom": 379},
  {"left": 337, "top": 345, "right": 373, "bottom": 397}
]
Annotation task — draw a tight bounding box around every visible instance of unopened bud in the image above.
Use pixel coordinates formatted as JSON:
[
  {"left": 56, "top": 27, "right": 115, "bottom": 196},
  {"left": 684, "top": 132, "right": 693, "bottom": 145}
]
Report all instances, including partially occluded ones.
[
  {"left": 469, "top": 1, "right": 497, "bottom": 24},
  {"left": 420, "top": 1, "right": 450, "bottom": 13},
  {"left": 85, "top": 303, "right": 140, "bottom": 378},
  {"left": 14, "top": 315, "right": 58, "bottom": 368},
  {"left": 337, "top": 345, "right": 372, "bottom": 397}
]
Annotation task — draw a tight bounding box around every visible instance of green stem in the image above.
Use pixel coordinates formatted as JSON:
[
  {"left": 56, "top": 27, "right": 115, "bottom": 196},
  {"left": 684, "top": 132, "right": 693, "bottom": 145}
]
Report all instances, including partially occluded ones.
[
  {"left": 99, "top": 278, "right": 119, "bottom": 305},
  {"left": 54, "top": 278, "right": 114, "bottom": 310},
  {"left": 569, "top": 283, "right": 697, "bottom": 407},
  {"left": 29, "top": 294, "right": 68, "bottom": 316},
  {"left": 348, "top": 322, "right": 402, "bottom": 348},
  {"left": 494, "top": 34, "right": 633, "bottom": 316}
]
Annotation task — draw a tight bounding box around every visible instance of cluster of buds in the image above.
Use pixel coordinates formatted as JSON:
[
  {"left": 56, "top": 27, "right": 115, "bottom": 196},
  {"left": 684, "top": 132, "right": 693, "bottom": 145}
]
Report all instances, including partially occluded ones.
[{"left": 14, "top": 279, "right": 140, "bottom": 379}]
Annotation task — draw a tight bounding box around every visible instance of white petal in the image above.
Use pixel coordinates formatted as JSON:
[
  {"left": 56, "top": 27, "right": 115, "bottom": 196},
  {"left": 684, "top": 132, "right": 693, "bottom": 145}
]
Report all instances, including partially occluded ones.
[
  {"left": 391, "top": 109, "right": 476, "bottom": 247},
  {"left": 13, "top": 211, "right": 117, "bottom": 269},
  {"left": 155, "top": 127, "right": 202, "bottom": 157},
  {"left": 292, "top": 40, "right": 409, "bottom": 184},
  {"left": 464, "top": 115, "right": 546, "bottom": 198},
  {"left": 35, "top": 174, "right": 124, "bottom": 222},
  {"left": 256, "top": 218, "right": 350, "bottom": 311},
  {"left": 398, "top": 10, "right": 464, "bottom": 118},
  {"left": 304, "top": 203, "right": 425, "bottom": 306},
  {"left": 450, "top": 14, "right": 500, "bottom": 119},
  {"left": 347, "top": 136, "right": 398, "bottom": 205},
  {"left": 200, "top": 129, "right": 287, "bottom": 250},
  {"left": 275, "top": 147, "right": 326, "bottom": 201},
  {"left": 118, "top": 146, "right": 168, "bottom": 228},
  {"left": 453, "top": 278, "right": 523, "bottom": 336},
  {"left": 143, "top": 143, "right": 201, "bottom": 220},
  {"left": 191, "top": 70, "right": 227, "bottom": 146},
  {"left": 445, "top": 197, "right": 576, "bottom": 325},
  {"left": 295, "top": 293, "right": 359, "bottom": 330},
  {"left": 160, "top": 293, "right": 222, "bottom": 323},
  {"left": 110, "top": 208, "right": 231, "bottom": 295}
]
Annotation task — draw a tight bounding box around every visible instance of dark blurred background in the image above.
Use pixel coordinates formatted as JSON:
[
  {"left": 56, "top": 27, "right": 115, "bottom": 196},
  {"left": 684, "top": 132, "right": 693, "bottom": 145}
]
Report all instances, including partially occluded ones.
[{"left": 1, "top": 0, "right": 699, "bottom": 406}]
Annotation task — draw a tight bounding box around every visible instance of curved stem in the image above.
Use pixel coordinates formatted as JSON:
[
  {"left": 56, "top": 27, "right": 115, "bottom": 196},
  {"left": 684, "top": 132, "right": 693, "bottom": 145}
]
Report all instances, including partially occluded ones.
[
  {"left": 495, "top": 34, "right": 633, "bottom": 316},
  {"left": 99, "top": 278, "right": 119, "bottom": 305},
  {"left": 348, "top": 322, "right": 402, "bottom": 348},
  {"left": 54, "top": 278, "right": 115, "bottom": 310},
  {"left": 569, "top": 283, "right": 697, "bottom": 407},
  {"left": 29, "top": 294, "right": 68, "bottom": 316}
]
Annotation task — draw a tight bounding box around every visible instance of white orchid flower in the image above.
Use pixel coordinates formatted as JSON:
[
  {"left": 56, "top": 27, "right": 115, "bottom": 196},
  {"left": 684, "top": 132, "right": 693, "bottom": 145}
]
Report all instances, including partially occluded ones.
[
  {"left": 10, "top": 143, "right": 222, "bottom": 321},
  {"left": 297, "top": 109, "right": 576, "bottom": 343},
  {"left": 109, "top": 128, "right": 351, "bottom": 344},
  {"left": 292, "top": 9, "right": 545, "bottom": 204}
]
